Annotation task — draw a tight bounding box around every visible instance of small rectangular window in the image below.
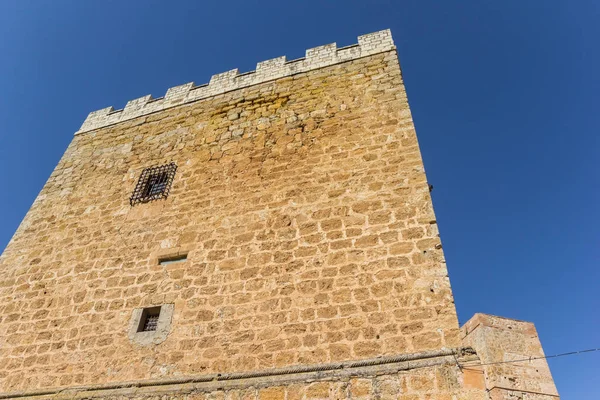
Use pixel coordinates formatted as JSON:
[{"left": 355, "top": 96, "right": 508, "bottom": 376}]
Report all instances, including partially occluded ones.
[
  {"left": 137, "top": 306, "right": 162, "bottom": 332},
  {"left": 158, "top": 254, "right": 188, "bottom": 265}
]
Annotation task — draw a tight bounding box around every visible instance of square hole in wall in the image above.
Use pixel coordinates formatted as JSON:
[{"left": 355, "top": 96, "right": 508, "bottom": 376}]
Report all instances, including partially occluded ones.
[
  {"left": 130, "top": 162, "right": 177, "bottom": 206},
  {"left": 137, "top": 306, "right": 162, "bottom": 332},
  {"left": 128, "top": 304, "right": 174, "bottom": 345}
]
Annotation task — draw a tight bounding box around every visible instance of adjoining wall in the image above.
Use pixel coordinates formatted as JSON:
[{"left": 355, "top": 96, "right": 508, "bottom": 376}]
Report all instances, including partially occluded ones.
[
  {"left": 461, "top": 314, "right": 559, "bottom": 400},
  {"left": 0, "top": 35, "right": 459, "bottom": 392}
]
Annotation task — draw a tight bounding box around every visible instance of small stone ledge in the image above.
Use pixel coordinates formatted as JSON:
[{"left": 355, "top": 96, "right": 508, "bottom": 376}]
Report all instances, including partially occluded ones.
[
  {"left": 0, "top": 347, "right": 475, "bottom": 399},
  {"left": 75, "top": 29, "right": 395, "bottom": 135}
]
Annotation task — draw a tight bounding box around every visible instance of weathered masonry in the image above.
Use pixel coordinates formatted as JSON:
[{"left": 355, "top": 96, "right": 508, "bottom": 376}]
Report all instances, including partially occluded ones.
[{"left": 0, "top": 30, "right": 559, "bottom": 399}]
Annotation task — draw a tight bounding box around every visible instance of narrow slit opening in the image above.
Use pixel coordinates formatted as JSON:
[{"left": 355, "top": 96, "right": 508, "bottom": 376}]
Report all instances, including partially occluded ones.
[{"left": 158, "top": 254, "right": 188, "bottom": 265}]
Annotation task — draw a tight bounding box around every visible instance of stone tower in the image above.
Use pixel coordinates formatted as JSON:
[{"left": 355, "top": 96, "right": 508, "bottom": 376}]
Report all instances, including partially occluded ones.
[{"left": 0, "top": 30, "right": 559, "bottom": 399}]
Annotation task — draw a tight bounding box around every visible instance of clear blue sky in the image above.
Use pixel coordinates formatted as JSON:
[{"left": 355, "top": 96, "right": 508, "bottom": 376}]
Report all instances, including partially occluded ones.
[{"left": 0, "top": 1, "right": 598, "bottom": 397}]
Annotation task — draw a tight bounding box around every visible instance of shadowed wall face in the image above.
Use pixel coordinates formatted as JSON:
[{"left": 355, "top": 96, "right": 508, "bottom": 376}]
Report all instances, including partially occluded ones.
[{"left": 0, "top": 49, "right": 458, "bottom": 391}]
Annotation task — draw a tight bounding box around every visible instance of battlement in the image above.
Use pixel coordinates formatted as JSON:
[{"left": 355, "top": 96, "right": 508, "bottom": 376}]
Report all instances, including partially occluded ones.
[{"left": 76, "top": 29, "right": 395, "bottom": 134}]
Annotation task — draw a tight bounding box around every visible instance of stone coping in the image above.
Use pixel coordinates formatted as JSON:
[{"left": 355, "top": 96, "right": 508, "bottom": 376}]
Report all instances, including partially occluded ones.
[{"left": 76, "top": 29, "right": 395, "bottom": 135}]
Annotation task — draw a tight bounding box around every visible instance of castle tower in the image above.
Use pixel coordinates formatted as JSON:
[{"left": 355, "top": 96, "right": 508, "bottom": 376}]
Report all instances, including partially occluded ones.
[{"left": 0, "top": 30, "right": 558, "bottom": 399}]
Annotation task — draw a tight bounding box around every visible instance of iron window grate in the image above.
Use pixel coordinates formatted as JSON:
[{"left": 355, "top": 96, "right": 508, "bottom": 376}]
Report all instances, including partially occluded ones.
[
  {"left": 130, "top": 162, "right": 177, "bottom": 206},
  {"left": 142, "top": 314, "right": 160, "bottom": 332}
]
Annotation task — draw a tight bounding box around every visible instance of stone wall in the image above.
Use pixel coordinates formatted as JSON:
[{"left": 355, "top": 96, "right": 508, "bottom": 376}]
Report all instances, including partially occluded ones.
[
  {"left": 76, "top": 30, "right": 395, "bottom": 134},
  {"left": 0, "top": 349, "right": 487, "bottom": 399},
  {"left": 461, "top": 314, "right": 559, "bottom": 399},
  {"left": 0, "top": 42, "right": 459, "bottom": 394}
]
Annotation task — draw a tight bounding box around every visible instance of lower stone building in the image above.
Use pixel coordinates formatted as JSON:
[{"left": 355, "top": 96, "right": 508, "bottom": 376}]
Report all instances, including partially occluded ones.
[{"left": 0, "top": 30, "right": 558, "bottom": 399}]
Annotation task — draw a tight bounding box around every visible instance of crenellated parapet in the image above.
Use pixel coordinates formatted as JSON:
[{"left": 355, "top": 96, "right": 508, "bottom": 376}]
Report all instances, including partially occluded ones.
[{"left": 76, "top": 29, "right": 395, "bottom": 134}]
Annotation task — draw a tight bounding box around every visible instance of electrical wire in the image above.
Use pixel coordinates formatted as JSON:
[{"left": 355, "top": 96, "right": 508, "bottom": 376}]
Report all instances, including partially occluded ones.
[{"left": 463, "top": 348, "right": 599, "bottom": 367}]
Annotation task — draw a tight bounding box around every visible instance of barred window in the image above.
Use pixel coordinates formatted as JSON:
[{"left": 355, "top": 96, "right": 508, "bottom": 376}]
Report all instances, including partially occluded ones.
[
  {"left": 137, "top": 306, "right": 162, "bottom": 332},
  {"left": 130, "top": 162, "right": 177, "bottom": 205}
]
